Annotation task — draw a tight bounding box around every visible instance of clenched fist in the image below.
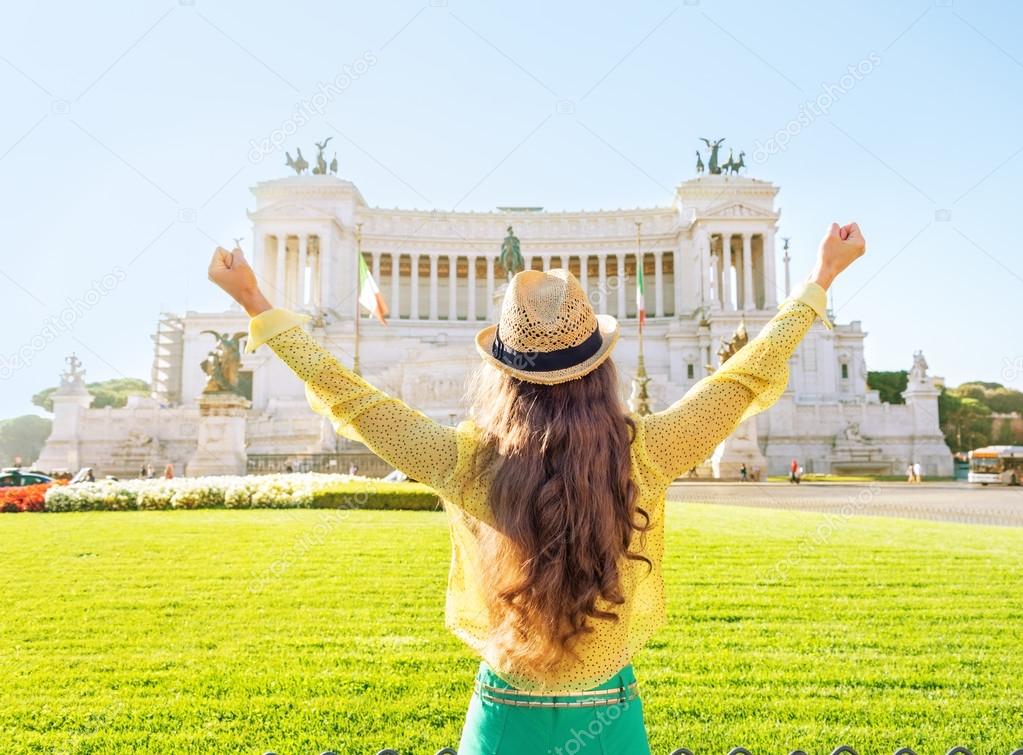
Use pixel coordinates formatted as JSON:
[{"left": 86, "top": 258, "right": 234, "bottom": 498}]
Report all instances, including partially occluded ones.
[
  {"left": 811, "top": 222, "right": 866, "bottom": 290},
  {"left": 207, "top": 247, "right": 272, "bottom": 316}
]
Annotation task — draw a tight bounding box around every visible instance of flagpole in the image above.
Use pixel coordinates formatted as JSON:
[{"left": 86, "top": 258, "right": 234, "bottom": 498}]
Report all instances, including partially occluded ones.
[
  {"left": 628, "top": 221, "right": 651, "bottom": 416},
  {"left": 354, "top": 222, "right": 362, "bottom": 376}
]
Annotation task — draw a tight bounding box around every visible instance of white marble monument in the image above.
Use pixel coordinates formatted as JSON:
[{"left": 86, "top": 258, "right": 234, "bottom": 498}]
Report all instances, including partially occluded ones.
[{"left": 35, "top": 161, "right": 953, "bottom": 479}]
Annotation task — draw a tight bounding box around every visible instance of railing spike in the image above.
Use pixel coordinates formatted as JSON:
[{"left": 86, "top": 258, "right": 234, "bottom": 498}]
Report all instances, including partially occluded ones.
[
  {"left": 829, "top": 746, "right": 860, "bottom": 755},
  {"left": 946, "top": 748, "right": 973, "bottom": 755}
]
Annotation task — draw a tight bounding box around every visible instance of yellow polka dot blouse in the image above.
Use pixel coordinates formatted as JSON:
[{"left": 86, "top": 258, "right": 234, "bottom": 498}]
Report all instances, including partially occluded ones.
[{"left": 246, "top": 281, "right": 831, "bottom": 692}]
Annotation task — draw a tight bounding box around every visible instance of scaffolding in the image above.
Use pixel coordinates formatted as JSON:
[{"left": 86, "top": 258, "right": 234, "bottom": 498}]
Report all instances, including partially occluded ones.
[{"left": 150, "top": 313, "right": 184, "bottom": 406}]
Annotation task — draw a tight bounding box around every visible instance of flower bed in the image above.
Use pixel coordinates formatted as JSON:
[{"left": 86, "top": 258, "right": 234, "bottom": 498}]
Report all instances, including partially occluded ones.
[
  {"left": 0, "top": 483, "right": 55, "bottom": 512},
  {"left": 41, "top": 473, "right": 440, "bottom": 513}
]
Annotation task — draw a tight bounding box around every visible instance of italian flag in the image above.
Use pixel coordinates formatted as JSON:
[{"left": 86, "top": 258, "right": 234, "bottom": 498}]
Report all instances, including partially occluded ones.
[
  {"left": 358, "top": 253, "right": 389, "bottom": 324},
  {"left": 635, "top": 256, "right": 646, "bottom": 328}
]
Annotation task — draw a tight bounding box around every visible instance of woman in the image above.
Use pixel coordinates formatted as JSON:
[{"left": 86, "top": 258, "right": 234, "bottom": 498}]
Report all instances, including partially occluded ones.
[{"left": 209, "top": 221, "right": 865, "bottom": 753}]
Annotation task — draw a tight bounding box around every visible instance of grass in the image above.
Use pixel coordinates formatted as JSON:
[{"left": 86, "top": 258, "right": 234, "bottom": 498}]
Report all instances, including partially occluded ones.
[{"left": 1, "top": 504, "right": 1021, "bottom": 754}]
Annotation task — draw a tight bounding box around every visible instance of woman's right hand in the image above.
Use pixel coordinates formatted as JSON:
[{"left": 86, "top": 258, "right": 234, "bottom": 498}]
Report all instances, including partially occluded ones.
[
  {"left": 207, "top": 246, "right": 273, "bottom": 316},
  {"left": 810, "top": 222, "right": 866, "bottom": 290}
]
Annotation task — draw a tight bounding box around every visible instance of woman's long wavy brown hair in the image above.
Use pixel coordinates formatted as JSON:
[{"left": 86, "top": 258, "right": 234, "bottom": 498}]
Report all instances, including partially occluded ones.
[{"left": 466, "top": 358, "right": 651, "bottom": 676}]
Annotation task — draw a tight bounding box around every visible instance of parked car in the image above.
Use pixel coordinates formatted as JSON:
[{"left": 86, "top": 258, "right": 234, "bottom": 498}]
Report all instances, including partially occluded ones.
[
  {"left": 0, "top": 470, "right": 54, "bottom": 487},
  {"left": 383, "top": 469, "right": 409, "bottom": 482}
]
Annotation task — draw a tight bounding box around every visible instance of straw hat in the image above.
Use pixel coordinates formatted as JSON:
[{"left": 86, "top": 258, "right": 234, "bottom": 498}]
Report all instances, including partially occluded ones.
[{"left": 475, "top": 268, "right": 619, "bottom": 384}]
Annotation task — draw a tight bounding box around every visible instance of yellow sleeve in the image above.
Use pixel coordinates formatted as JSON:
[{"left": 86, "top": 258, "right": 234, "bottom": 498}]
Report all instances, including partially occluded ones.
[
  {"left": 247, "top": 309, "right": 471, "bottom": 503},
  {"left": 640, "top": 281, "right": 830, "bottom": 483}
]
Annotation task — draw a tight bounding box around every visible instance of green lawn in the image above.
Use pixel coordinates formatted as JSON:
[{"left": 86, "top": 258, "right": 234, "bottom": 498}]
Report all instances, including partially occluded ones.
[{"left": 1, "top": 504, "right": 1021, "bottom": 754}]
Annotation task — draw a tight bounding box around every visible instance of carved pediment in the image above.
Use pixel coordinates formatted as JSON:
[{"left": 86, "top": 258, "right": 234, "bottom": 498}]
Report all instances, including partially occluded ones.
[
  {"left": 247, "top": 202, "right": 343, "bottom": 223},
  {"left": 700, "top": 201, "right": 777, "bottom": 220}
]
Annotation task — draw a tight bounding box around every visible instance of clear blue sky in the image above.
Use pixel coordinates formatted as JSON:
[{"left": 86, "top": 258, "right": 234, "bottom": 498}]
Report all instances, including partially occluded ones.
[{"left": 2, "top": 0, "right": 1021, "bottom": 418}]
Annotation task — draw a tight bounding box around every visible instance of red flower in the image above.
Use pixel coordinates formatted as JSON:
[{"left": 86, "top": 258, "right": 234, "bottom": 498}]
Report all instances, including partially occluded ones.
[{"left": 0, "top": 481, "right": 63, "bottom": 512}]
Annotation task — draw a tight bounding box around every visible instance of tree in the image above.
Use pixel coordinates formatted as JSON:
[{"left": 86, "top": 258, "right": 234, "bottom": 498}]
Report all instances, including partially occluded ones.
[
  {"left": 0, "top": 415, "right": 52, "bottom": 467},
  {"left": 939, "top": 391, "right": 992, "bottom": 453},
  {"left": 983, "top": 386, "right": 1023, "bottom": 415},
  {"left": 867, "top": 370, "right": 907, "bottom": 404},
  {"left": 954, "top": 383, "right": 988, "bottom": 401},
  {"left": 32, "top": 378, "right": 150, "bottom": 413},
  {"left": 994, "top": 418, "right": 1018, "bottom": 445}
]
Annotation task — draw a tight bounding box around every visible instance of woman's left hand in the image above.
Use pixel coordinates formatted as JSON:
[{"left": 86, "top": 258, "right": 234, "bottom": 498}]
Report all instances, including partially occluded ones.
[{"left": 207, "top": 246, "right": 272, "bottom": 316}]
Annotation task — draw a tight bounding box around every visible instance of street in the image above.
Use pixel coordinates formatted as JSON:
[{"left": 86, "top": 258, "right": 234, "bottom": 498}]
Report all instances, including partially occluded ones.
[{"left": 667, "top": 481, "right": 1023, "bottom": 527}]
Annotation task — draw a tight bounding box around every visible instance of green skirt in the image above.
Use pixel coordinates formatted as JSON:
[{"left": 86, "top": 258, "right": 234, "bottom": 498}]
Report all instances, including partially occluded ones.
[{"left": 457, "top": 661, "right": 651, "bottom": 755}]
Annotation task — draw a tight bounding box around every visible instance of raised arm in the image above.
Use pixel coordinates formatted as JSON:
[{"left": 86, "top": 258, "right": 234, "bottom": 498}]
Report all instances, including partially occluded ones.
[
  {"left": 206, "top": 247, "right": 470, "bottom": 504},
  {"left": 641, "top": 222, "right": 867, "bottom": 483}
]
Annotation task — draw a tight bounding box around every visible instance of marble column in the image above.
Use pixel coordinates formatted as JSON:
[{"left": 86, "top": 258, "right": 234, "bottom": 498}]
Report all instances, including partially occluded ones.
[
  {"left": 390, "top": 252, "right": 401, "bottom": 320},
  {"left": 696, "top": 231, "right": 710, "bottom": 311},
  {"left": 721, "top": 235, "right": 733, "bottom": 311},
  {"left": 372, "top": 250, "right": 381, "bottom": 297},
  {"left": 308, "top": 239, "right": 320, "bottom": 308},
  {"left": 448, "top": 254, "right": 458, "bottom": 321},
  {"left": 616, "top": 252, "right": 626, "bottom": 318},
  {"left": 578, "top": 254, "right": 588, "bottom": 294},
  {"left": 318, "top": 232, "right": 330, "bottom": 310},
  {"left": 653, "top": 251, "right": 664, "bottom": 317},
  {"left": 467, "top": 254, "right": 477, "bottom": 321},
  {"left": 275, "top": 233, "right": 287, "bottom": 307},
  {"left": 297, "top": 234, "right": 308, "bottom": 308},
  {"left": 764, "top": 232, "right": 778, "bottom": 307},
  {"left": 253, "top": 232, "right": 266, "bottom": 285},
  {"left": 429, "top": 254, "right": 439, "bottom": 320},
  {"left": 742, "top": 233, "right": 754, "bottom": 310},
  {"left": 597, "top": 254, "right": 608, "bottom": 314},
  {"left": 485, "top": 256, "right": 495, "bottom": 309},
  {"left": 410, "top": 253, "right": 420, "bottom": 320}
]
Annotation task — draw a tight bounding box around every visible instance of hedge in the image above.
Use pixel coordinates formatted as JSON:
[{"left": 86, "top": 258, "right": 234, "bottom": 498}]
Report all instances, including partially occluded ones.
[{"left": 40, "top": 473, "right": 440, "bottom": 513}]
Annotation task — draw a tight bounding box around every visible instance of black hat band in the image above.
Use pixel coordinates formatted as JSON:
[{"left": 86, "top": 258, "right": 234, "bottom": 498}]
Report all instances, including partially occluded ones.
[{"left": 491, "top": 324, "right": 603, "bottom": 372}]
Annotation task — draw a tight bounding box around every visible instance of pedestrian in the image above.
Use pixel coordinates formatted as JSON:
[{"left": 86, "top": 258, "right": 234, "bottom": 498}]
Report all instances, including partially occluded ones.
[
  {"left": 907, "top": 463, "right": 915, "bottom": 483},
  {"left": 209, "top": 219, "right": 866, "bottom": 753},
  {"left": 164, "top": 463, "right": 174, "bottom": 479},
  {"left": 790, "top": 458, "right": 799, "bottom": 484},
  {"left": 913, "top": 461, "right": 923, "bottom": 483},
  {"left": 739, "top": 463, "right": 748, "bottom": 482}
]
